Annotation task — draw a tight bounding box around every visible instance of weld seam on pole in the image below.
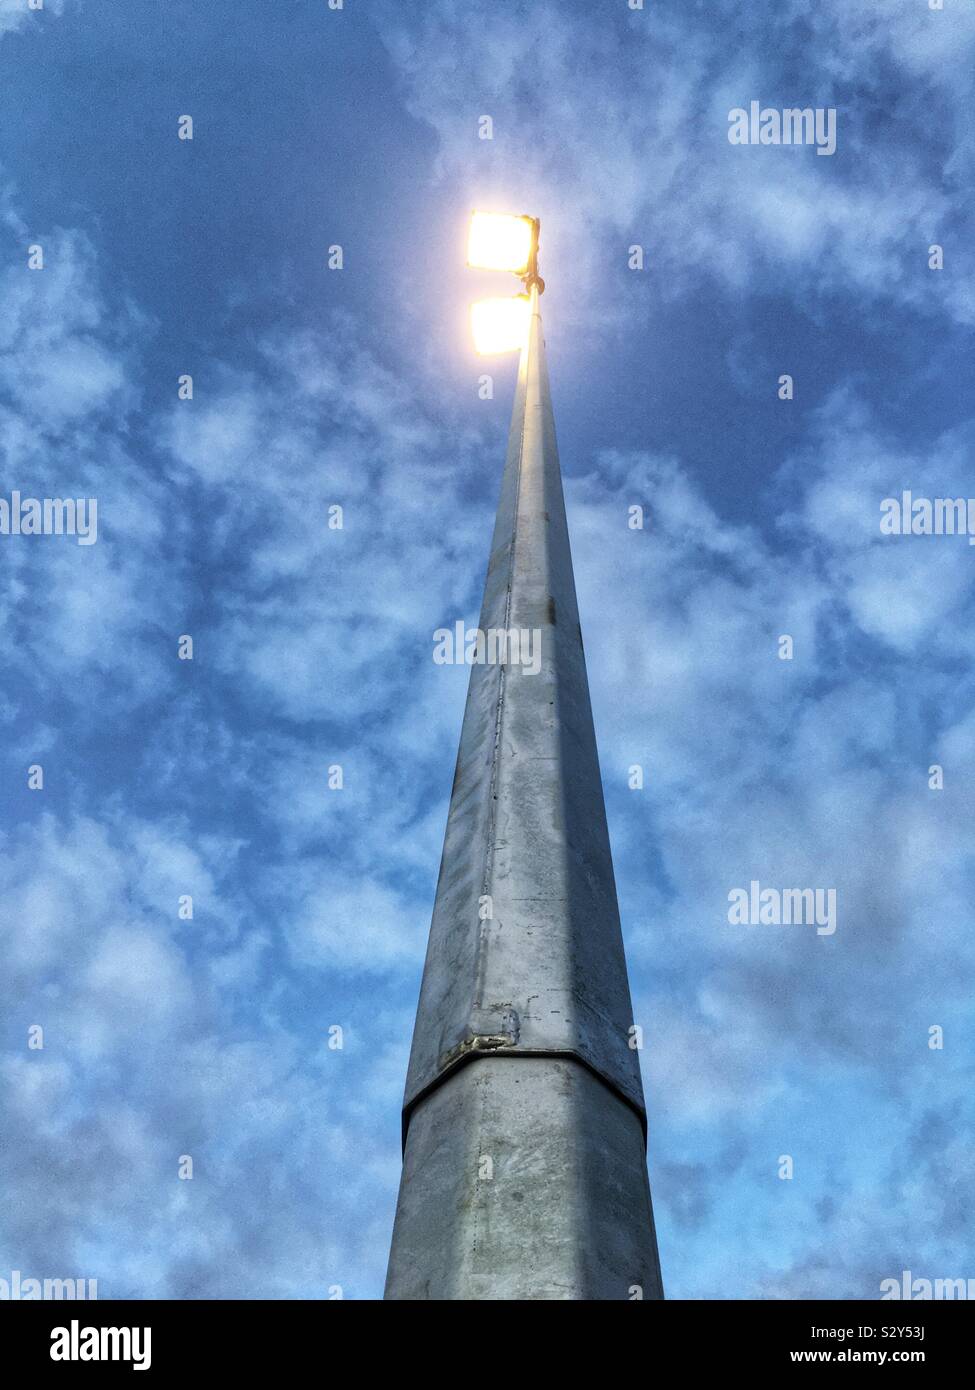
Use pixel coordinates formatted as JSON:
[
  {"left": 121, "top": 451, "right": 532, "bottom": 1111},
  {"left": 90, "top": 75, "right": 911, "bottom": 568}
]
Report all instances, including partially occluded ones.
[{"left": 401, "top": 1045, "right": 648, "bottom": 1152}]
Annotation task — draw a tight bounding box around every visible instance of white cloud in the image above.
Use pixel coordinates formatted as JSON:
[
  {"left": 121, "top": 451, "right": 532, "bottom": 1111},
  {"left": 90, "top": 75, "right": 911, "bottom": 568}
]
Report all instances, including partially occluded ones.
[
  {"left": 377, "top": 0, "right": 975, "bottom": 326},
  {"left": 0, "top": 0, "right": 65, "bottom": 41},
  {"left": 0, "top": 809, "right": 400, "bottom": 1296},
  {"left": 0, "top": 226, "right": 134, "bottom": 426}
]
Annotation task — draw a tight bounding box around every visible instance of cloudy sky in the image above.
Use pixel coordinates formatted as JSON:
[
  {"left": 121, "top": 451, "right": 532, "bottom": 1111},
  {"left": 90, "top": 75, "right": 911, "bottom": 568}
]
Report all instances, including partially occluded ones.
[{"left": 1, "top": 0, "right": 972, "bottom": 1299}]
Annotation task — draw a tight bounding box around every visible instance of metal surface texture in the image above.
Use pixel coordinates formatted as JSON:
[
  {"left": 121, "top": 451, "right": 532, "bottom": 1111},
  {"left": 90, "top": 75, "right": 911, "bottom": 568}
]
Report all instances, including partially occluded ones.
[
  {"left": 386, "top": 1057, "right": 663, "bottom": 1300},
  {"left": 386, "top": 287, "right": 663, "bottom": 1299},
  {"left": 403, "top": 290, "right": 644, "bottom": 1121}
]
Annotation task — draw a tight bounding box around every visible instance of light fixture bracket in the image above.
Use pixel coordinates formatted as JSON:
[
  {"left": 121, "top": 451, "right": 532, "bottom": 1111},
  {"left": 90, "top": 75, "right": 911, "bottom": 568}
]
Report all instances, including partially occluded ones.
[{"left": 521, "top": 217, "right": 544, "bottom": 293}]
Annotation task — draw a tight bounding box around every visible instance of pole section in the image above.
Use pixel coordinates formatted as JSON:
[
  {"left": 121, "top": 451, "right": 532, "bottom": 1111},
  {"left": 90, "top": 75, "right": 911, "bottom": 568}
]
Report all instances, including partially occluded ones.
[{"left": 385, "top": 286, "right": 663, "bottom": 1300}]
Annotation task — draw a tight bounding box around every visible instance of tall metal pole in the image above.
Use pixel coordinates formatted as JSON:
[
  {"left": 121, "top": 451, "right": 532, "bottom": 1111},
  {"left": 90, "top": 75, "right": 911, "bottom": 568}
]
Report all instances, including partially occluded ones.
[{"left": 385, "top": 276, "right": 664, "bottom": 1300}]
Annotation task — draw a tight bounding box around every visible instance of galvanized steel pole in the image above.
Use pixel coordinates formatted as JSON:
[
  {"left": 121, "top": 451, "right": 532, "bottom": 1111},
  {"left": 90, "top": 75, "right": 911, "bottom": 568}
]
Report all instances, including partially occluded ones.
[{"left": 385, "top": 277, "right": 664, "bottom": 1300}]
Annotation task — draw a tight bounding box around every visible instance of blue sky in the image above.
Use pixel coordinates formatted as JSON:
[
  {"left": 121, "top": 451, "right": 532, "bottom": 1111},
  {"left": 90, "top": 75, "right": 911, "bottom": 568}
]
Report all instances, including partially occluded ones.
[{"left": 1, "top": 0, "right": 972, "bottom": 1298}]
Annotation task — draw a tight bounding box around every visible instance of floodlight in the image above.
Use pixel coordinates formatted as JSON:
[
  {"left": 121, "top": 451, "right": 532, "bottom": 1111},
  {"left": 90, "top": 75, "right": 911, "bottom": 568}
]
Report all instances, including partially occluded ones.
[
  {"left": 470, "top": 295, "right": 531, "bottom": 355},
  {"left": 467, "top": 212, "right": 535, "bottom": 275}
]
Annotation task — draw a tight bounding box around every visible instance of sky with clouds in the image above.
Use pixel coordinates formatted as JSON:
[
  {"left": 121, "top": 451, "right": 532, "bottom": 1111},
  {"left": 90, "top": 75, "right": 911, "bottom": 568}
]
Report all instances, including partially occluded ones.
[{"left": 1, "top": 0, "right": 972, "bottom": 1299}]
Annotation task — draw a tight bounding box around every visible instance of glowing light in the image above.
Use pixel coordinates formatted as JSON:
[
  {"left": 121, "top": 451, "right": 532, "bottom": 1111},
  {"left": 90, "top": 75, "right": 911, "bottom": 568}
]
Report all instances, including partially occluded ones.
[
  {"left": 467, "top": 212, "right": 535, "bottom": 274},
  {"left": 471, "top": 296, "right": 531, "bottom": 355}
]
